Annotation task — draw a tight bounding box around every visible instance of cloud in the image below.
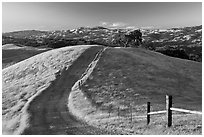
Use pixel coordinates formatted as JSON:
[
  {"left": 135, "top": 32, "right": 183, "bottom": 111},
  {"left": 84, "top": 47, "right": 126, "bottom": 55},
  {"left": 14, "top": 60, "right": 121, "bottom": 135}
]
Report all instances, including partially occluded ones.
[
  {"left": 100, "top": 21, "right": 109, "bottom": 26},
  {"left": 99, "top": 22, "right": 155, "bottom": 30},
  {"left": 100, "top": 21, "right": 127, "bottom": 28},
  {"left": 100, "top": 21, "right": 153, "bottom": 30},
  {"left": 111, "top": 22, "right": 126, "bottom": 27},
  {"left": 101, "top": 22, "right": 108, "bottom": 26},
  {"left": 141, "top": 26, "right": 155, "bottom": 29},
  {"left": 125, "top": 26, "right": 137, "bottom": 29}
]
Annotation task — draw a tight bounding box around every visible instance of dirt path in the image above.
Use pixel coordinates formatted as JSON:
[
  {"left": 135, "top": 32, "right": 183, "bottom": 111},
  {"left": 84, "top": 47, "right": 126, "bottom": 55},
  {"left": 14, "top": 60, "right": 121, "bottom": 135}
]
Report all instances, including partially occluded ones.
[{"left": 22, "top": 46, "right": 113, "bottom": 135}]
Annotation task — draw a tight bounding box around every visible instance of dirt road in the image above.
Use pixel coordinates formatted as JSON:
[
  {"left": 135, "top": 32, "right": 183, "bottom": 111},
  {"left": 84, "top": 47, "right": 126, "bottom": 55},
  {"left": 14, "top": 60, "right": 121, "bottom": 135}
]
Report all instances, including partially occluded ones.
[{"left": 22, "top": 46, "right": 113, "bottom": 135}]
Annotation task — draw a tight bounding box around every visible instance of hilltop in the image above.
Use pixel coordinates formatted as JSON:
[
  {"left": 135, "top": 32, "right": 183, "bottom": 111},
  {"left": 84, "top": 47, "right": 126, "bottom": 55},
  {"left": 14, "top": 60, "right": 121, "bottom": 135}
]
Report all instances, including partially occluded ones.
[
  {"left": 80, "top": 47, "right": 202, "bottom": 109},
  {"left": 2, "top": 25, "right": 202, "bottom": 62},
  {"left": 2, "top": 45, "right": 201, "bottom": 135},
  {"left": 69, "top": 47, "right": 202, "bottom": 134},
  {"left": 2, "top": 45, "right": 104, "bottom": 134}
]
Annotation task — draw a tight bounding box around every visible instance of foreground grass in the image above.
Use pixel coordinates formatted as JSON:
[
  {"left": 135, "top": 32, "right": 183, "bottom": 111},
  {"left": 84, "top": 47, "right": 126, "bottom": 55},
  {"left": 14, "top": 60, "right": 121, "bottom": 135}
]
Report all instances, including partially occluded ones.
[
  {"left": 69, "top": 47, "right": 202, "bottom": 134},
  {"left": 2, "top": 45, "right": 94, "bottom": 134}
]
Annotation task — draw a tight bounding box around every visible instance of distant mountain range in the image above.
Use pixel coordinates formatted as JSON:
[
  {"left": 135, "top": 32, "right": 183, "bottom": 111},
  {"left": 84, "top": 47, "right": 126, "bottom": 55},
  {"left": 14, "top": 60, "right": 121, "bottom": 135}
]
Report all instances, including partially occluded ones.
[{"left": 2, "top": 25, "right": 202, "bottom": 62}]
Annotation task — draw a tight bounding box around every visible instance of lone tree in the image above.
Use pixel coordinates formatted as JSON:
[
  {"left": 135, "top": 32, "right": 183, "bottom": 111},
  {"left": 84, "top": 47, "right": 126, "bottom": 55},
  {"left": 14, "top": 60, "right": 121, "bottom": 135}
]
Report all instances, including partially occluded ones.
[
  {"left": 109, "top": 29, "right": 142, "bottom": 47},
  {"left": 124, "top": 29, "right": 142, "bottom": 47}
]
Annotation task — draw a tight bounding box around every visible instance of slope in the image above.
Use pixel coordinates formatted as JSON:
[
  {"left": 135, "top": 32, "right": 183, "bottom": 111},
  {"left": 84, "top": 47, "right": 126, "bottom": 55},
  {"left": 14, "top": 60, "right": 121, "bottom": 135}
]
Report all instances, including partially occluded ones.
[
  {"left": 2, "top": 45, "right": 113, "bottom": 134},
  {"left": 69, "top": 47, "right": 202, "bottom": 134},
  {"left": 83, "top": 47, "right": 201, "bottom": 109},
  {"left": 2, "top": 44, "right": 50, "bottom": 69}
]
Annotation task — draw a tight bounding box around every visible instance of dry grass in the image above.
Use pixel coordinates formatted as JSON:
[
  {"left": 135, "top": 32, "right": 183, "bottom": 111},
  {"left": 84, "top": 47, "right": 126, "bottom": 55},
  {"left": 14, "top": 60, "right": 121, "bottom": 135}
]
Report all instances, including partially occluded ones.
[
  {"left": 2, "top": 44, "right": 50, "bottom": 69},
  {"left": 2, "top": 44, "right": 25, "bottom": 49},
  {"left": 2, "top": 45, "right": 202, "bottom": 134},
  {"left": 68, "top": 47, "right": 107, "bottom": 124},
  {"left": 2, "top": 45, "right": 94, "bottom": 134},
  {"left": 81, "top": 47, "right": 201, "bottom": 110},
  {"left": 68, "top": 47, "right": 202, "bottom": 134}
]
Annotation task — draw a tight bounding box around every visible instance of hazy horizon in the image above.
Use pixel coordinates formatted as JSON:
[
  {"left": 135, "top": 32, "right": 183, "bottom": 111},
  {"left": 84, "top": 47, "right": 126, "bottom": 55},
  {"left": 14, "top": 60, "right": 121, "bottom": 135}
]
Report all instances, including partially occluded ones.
[{"left": 2, "top": 2, "right": 202, "bottom": 32}]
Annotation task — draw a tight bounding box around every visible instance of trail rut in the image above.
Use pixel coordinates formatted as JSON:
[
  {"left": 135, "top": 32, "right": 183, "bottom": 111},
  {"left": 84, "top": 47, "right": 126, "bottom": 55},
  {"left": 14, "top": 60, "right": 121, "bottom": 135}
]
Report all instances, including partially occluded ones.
[{"left": 22, "top": 46, "right": 112, "bottom": 135}]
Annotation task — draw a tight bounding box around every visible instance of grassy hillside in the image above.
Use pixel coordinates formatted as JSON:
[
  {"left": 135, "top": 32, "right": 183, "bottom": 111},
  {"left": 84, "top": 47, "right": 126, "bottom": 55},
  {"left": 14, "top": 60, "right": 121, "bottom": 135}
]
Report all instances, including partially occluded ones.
[
  {"left": 70, "top": 47, "right": 202, "bottom": 134},
  {"left": 83, "top": 47, "right": 201, "bottom": 110},
  {"left": 2, "top": 44, "right": 201, "bottom": 134},
  {"left": 2, "top": 45, "right": 94, "bottom": 134},
  {"left": 2, "top": 44, "right": 50, "bottom": 69}
]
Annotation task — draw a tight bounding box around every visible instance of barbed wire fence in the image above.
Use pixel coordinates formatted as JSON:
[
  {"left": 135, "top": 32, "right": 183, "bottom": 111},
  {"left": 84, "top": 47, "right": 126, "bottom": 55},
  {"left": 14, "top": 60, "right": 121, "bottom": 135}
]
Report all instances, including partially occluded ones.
[{"left": 96, "top": 95, "right": 202, "bottom": 128}]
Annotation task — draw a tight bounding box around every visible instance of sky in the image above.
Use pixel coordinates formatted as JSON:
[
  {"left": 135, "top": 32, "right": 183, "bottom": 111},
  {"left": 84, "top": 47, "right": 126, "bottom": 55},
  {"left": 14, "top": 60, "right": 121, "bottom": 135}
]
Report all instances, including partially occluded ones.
[{"left": 2, "top": 2, "right": 202, "bottom": 32}]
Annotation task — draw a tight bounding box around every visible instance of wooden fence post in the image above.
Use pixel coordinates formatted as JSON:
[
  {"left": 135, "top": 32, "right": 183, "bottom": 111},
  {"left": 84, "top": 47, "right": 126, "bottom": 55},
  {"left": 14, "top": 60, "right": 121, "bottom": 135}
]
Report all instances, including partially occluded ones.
[
  {"left": 166, "top": 95, "right": 172, "bottom": 127},
  {"left": 147, "top": 102, "right": 150, "bottom": 125}
]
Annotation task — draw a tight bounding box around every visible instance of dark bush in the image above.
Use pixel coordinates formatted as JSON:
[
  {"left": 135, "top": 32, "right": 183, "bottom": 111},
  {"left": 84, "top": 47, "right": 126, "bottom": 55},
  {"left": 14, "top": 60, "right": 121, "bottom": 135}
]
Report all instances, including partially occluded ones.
[{"left": 157, "top": 49, "right": 189, "bottom": 60}]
